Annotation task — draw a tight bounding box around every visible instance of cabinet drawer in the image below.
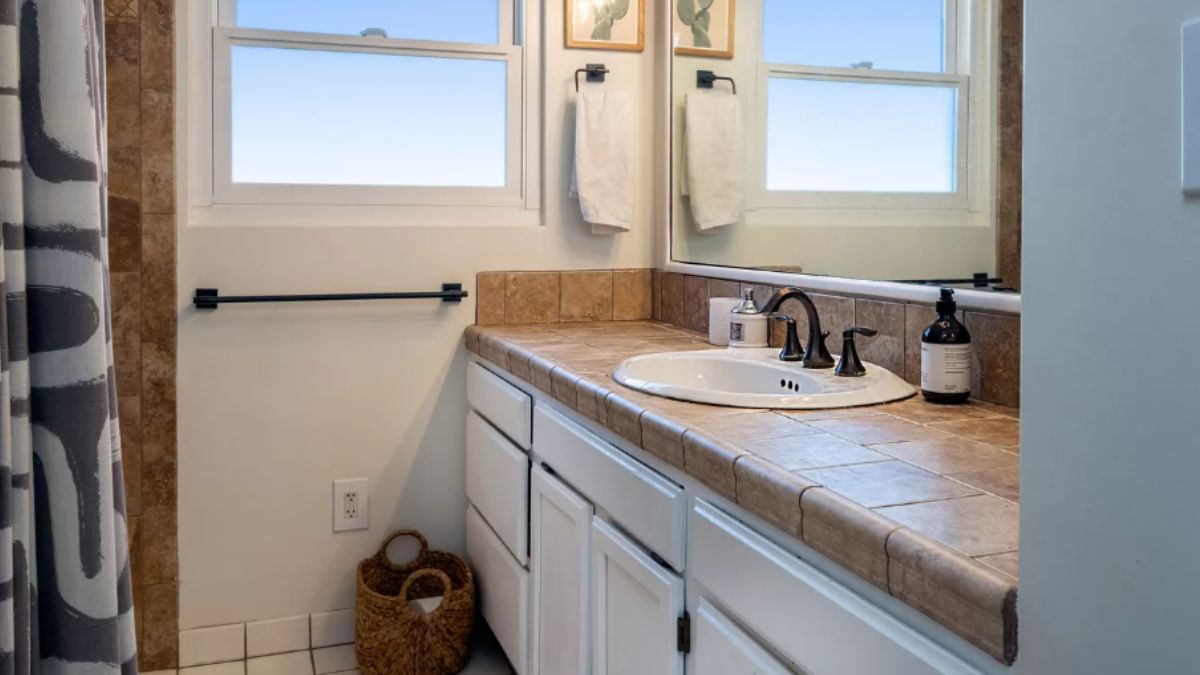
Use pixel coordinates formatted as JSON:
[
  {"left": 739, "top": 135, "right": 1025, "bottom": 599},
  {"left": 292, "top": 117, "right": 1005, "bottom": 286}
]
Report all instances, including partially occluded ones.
[
  {"left": 534, "top": 407, "right": 686, "bottom": 571},
  {"left": 466, "top": 505, "right": 529, "bottom": 674},
  {"left": 468, "top": 361, "right": 532, "bottom": 449},
  {"left": 467, "top": 411, "right": 530, "bottom": 565},
  {"left": 689, "top": 501, "right": 981, "bottom": 675}
]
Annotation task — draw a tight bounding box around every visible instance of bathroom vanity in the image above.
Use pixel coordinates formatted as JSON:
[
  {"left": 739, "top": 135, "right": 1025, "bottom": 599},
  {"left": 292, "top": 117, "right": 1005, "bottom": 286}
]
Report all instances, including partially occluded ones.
[{"left": 463, "top": 322, "right": 1018, "bottom": 675}]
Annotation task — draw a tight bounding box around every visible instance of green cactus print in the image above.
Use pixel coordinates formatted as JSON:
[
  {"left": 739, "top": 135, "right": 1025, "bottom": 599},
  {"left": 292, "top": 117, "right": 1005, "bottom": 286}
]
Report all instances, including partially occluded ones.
[
  {"left": 677, "top": 0, "right": 714, "bottom": 48},
  {"left": 592, "top": 0, "right": 631, "bottom": 40}
]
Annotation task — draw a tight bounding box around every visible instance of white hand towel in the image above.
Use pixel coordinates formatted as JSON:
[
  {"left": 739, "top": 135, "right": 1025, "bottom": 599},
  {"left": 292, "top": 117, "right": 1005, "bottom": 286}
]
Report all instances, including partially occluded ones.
[
  {"left": 684, "top": 91, "right": 744, "bottom": 230},
  {"left": 570, "top": 89, "right": 635, "bottom": 234}
]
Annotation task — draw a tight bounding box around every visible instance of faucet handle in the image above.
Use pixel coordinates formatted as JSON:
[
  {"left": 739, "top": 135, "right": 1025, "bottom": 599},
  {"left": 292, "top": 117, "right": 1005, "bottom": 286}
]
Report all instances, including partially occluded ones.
[
  {"left": 834, "top": 326, "right": 877, "bottom": 377},
  {"left": 769, "top": 314, "right": 804, "bottom": 362}
]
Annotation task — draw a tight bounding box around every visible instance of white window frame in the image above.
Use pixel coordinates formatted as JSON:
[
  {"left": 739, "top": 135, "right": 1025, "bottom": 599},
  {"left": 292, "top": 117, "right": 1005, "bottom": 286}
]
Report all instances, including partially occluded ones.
[
  {"left": 750, "top": 0, "right": 991, "bottom": 215},
  {"left": 184, "top": 0, "right": 542, "bottom": 226}
]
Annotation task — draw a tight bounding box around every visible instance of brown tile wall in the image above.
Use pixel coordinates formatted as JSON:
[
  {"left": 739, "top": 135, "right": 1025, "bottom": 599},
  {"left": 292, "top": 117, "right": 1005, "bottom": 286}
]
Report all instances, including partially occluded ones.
[
  {"left": 652, "top": 271, "right": 1021, "bottom": 408},
  {"left": 104, "top": 1, "right": 178, "bottom": 669},
  {"left": 996, "top": 0, "right": 1024, "bottom": 290}
]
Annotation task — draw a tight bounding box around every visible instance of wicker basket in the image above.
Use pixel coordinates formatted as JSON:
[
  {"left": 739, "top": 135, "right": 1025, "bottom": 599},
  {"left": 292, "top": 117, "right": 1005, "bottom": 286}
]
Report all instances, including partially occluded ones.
[{"left": 355, "top": 530, "right": 475, "bottom": 675}]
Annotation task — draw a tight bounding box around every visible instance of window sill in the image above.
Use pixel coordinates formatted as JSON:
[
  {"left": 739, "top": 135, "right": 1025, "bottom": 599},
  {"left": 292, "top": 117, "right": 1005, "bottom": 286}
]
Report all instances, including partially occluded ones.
[
  {"left": 742, "top": 205, "right": 989, "bottom": 229},
  {"left": 187, "top": 203, "right": 543, "bottom": 228}
]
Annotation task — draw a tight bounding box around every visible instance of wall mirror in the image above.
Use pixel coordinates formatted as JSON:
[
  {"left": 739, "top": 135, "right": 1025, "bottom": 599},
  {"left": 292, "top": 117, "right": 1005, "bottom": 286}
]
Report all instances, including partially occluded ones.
[{"left": 669, "top": 0, "right": 1023, "bottom": 295}]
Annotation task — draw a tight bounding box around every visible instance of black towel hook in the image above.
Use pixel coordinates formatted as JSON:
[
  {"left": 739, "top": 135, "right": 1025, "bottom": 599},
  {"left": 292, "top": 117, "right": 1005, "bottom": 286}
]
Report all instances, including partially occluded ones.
[
  {"left": 697, "top": 70, "right": 737, "bottom": 95},
  {"left": 575, "top": 63, "right": 609, "bottom": 92}
]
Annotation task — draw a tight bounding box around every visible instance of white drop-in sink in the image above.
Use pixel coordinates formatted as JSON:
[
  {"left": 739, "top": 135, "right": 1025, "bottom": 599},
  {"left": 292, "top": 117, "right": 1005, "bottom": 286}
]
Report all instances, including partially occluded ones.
[{"left": 613, "top": 348, "right": 915, "bottom": 410}]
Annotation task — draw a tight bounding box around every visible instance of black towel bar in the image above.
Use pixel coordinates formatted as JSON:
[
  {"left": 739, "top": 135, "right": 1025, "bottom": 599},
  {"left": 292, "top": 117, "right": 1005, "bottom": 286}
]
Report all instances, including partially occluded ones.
[
  {"left": 193, "top": 284, "right": 468, "bottom": 310},
  {"left": 575, "top": 63, "right": 609, "bottom": 91},
  {"left": 697, "top": 70, "right": 737, "bottom": 94}
]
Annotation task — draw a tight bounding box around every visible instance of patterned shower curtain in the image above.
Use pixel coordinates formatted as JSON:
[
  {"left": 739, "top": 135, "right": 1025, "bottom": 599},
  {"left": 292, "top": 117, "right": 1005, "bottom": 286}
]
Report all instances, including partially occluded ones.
[{"left": 0, "top": 0, "right": 139, "bottom": 673}]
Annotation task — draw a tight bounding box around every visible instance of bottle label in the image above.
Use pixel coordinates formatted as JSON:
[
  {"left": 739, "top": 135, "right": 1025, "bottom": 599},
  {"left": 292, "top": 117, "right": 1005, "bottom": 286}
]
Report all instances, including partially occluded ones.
[
  {"left": 921, "top": 343, "right": 972, "bottom": 394},
  {"left": 729, "top": 318, "right": 767, "bottom": 347}
]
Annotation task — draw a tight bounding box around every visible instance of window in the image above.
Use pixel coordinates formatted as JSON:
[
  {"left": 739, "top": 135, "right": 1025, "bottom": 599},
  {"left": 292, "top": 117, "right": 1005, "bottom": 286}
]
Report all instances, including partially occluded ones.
[
  {"left": 188, "top": 0, "right": 539, "bottom": 221},
  {"left": 755, "top": 0, "right": 989, "bottom": 212}
]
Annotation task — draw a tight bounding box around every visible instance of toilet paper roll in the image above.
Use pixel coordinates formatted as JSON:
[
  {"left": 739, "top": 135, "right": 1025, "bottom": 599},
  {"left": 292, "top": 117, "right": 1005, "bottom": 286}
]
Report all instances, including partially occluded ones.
[{"left": 709, "top": 297, "right": 742, "bottom": 346}]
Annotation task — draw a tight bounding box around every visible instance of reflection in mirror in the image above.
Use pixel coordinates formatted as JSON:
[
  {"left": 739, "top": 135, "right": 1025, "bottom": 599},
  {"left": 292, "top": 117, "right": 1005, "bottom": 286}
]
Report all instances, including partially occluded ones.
[{"left": 671, "top": 0, "right": 1023, "bottom": 291}]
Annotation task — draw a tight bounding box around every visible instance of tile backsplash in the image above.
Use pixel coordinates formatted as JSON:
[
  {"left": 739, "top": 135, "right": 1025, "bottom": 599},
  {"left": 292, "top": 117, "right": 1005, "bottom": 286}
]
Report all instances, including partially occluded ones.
[
  {"left": 475, "top": 269, "right": 1020, "bottom": 408},
  {"left": 475, "top": 269, "right": 654, "bottom": 325}
]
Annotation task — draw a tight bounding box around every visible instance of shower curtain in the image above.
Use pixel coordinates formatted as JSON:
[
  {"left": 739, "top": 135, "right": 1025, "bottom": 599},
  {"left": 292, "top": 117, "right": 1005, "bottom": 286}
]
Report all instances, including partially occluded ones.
[{"left": 0, "top": 0, "right": 139, "bottom": 673}]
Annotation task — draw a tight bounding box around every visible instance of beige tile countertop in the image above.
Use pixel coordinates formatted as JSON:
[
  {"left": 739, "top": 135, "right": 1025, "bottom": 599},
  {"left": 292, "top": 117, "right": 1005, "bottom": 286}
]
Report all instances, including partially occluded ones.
[{"left": 465, "top": 321, "right": 1020, "bottom": 665}]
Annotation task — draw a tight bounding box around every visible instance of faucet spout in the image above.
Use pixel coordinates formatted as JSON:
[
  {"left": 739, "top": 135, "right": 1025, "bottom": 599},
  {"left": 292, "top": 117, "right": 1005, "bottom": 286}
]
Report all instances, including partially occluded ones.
[{"left": 759, "top": 287, "right": 836, "bottom": 368}]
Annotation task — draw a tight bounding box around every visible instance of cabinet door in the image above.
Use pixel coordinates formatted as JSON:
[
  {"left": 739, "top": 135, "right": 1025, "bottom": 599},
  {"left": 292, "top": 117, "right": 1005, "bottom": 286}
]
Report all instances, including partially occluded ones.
[
  {"left": 530, "top": 465, "right": 593, "bottom": 675},
  {"left": 693, "top": 599, "right": 796, "bottom": 675},
  {"left": 591, "top": 518, "right": 684, "bottom": 675}
]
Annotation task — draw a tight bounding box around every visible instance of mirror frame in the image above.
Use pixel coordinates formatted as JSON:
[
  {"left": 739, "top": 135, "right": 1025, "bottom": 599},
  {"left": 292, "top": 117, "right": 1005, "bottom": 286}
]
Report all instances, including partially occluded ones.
[{"left": 654, "top": 0, "right": 1021, "bottom": 316}]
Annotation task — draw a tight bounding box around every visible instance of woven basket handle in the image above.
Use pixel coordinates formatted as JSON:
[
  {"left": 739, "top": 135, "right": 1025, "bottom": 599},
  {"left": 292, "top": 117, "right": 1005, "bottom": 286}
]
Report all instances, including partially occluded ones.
[
  {"left": 376, "top": 530, "right": 429, "bottom": 573},
  {"left": 399, "top": 568, "right": 452, "bottom": 616}
]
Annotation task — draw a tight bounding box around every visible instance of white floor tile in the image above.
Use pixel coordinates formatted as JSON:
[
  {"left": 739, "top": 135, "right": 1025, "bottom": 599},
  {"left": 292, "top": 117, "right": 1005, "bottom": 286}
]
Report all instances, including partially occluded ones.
[
  {"left": 180, "top": 624, "right": 246, "bottom": 667},
  {"left": 247, "top": 615, "right": 310, "bottom": 657},
  {"left": 312, "top": 645, "right": 355, "bottom": 674},
  {"left": 180, "top": 663, "right": 245, "bottom": 675},
  {"left": 173, "top": 630, "right": 511, "bottom": 675},
  {"left": 310, "top": 609, "right": 354, "bottom": 648},
  {"left": 246, "top": 651, "right": 314, "bottom": 675}
]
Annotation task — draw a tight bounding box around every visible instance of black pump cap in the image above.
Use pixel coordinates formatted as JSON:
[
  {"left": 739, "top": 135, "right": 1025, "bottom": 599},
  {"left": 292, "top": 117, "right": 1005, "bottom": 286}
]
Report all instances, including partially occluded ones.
[{"left": 936, "top": 288, "right": 957, "bottom": 316}]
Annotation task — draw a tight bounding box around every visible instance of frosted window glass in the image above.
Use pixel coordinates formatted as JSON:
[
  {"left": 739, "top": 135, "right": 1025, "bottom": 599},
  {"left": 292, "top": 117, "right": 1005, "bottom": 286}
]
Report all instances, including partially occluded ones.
[
  {"left": 764, "top": 0, "right": 945, "bottom": 73},
  {"left": 237, "top": 0, "right": 500, "bottom": 44},
  {"left": 230, "top": 46, "right": 507, "bottom": 187},
  {"left": 766, "top": 78, "right": 957, "bottom": 193}
]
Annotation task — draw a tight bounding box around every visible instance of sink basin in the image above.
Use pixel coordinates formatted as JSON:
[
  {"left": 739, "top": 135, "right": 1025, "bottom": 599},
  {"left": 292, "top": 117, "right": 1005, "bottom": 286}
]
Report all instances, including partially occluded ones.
[{"left": 612, "top": 348, "right": 915, "bottom": 410}]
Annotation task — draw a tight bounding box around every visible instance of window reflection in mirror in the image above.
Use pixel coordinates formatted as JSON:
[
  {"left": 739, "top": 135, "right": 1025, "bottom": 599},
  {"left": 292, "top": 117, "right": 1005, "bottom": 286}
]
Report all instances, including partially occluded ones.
[{"left": 671, "top": 0, "right": 1023, "bottom": 291}]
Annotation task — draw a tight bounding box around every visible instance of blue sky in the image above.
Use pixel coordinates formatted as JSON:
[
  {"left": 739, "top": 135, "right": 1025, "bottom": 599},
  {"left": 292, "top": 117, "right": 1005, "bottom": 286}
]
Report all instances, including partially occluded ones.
[
  {"left": 763, "top": 0, "right": 945, "bottom": 72},
  {"left": 230, "top": 3, "right": 506, "bottom": 187},
  {"left": 766, "top": 79, "right": 956, "bottom": 193},
  {"left": 231, "top": 46, "right": 507, "bottom": 187},
  {"left": 762, "top": 0, "right": 954, "bottom": 193}
]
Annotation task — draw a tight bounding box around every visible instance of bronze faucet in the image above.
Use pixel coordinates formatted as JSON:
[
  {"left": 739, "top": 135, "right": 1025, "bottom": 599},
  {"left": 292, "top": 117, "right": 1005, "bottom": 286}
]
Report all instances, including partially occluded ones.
[{"left": 759, "top": 287, "right": 835, "bottom": 369}]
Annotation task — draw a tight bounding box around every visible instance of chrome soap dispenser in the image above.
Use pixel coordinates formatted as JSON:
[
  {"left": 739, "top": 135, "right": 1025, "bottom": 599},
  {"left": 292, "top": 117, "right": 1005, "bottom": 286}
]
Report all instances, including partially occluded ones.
[{"left": 728, "top": 288, "right": 769, "bottom": 348}]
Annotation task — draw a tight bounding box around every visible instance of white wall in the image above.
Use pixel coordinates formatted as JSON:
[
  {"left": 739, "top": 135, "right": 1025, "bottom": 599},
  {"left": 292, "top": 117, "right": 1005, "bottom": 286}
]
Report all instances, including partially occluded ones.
[
  {"left": 176, "top": 1, "right": 661, "bottom": 627},
  {"left": 1019, "top": 1, "right": 1200, "bottom": 672}
]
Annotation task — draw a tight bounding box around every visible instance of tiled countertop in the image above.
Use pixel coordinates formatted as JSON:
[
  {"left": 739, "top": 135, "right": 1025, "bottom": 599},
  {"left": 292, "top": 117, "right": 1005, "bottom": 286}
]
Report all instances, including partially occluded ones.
[{"left": 465, "top": 321, "right": 1020, "bottom": 665}]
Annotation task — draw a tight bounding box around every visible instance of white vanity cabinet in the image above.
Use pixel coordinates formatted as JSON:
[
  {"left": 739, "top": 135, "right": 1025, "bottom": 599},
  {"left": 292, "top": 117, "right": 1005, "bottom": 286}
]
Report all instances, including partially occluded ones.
[{"left": 464, "top": 358, "right": 997, "bottom": 675}]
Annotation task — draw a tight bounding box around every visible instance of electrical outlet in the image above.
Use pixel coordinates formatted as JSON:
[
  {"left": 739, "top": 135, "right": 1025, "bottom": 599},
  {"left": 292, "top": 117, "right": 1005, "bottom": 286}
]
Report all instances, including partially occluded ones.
[{"left": 333, "top": 479, "right": 369, "bottom": 532}]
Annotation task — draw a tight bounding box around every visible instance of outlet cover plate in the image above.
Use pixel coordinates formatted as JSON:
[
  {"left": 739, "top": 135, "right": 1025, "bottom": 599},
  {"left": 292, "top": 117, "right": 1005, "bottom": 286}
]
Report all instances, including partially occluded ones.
[{"left": 333, "top": 478, "right": 369, "bottom": 532}]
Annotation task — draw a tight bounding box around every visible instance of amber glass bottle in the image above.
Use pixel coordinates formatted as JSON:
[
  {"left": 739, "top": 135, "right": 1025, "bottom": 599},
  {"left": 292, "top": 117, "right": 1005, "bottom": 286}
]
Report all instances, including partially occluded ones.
[{"left": 921, "top": 289, "right": 972, "bottom": 404}]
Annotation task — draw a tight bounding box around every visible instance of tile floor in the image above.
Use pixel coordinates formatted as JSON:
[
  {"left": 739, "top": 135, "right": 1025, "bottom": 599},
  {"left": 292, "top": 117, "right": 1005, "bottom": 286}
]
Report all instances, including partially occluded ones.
[{"left": 149, "top": 626, "right": 514, "bottom": 675}]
